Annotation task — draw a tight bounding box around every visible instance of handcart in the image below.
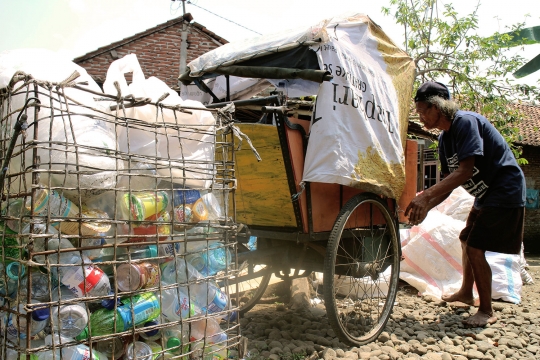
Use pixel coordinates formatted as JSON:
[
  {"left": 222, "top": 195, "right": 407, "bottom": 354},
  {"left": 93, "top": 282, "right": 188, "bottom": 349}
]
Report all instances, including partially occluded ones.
[{"left": 179, "top": 13, "right": 418, "bottom": 346}]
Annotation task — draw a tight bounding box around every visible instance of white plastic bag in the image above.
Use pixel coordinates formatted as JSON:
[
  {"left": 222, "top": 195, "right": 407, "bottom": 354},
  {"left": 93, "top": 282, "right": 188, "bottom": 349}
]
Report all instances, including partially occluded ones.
[
  {"left": 0, "top": 49, "right": 122, "bottom": 199},
  {"left": 486, "top": 251, "right": 522, "bottom": 303},
  {"left": 103, "top": 54, "right": 216, "bottom": 189}
]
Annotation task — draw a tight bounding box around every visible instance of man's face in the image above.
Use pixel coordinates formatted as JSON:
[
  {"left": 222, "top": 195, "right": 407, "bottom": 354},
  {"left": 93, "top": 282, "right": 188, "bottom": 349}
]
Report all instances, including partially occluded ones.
[{"left": 415, "top": 101, "right": 441, "bottom": 130}]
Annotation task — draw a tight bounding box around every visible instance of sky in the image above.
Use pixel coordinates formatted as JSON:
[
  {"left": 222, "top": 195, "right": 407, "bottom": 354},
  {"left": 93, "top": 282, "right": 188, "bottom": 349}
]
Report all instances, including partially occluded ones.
[{"left": 0, "top": 0, "right": 539, "bottom": 85}]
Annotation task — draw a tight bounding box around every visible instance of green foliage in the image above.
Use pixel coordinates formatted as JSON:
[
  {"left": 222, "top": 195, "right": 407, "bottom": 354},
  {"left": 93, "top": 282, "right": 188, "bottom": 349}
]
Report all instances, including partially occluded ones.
[{"left": 382, "top": 0, "right": 540, "bottom": 163}]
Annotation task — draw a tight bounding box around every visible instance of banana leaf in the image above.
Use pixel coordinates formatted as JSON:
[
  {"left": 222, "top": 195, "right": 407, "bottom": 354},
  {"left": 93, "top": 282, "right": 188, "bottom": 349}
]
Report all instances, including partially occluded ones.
[
  {"left": 499, "top": 25, "right": 540, "bottom": 46},
  {"left": 514, "top": 53, "right": 540, "bottom": 78},
  {"left": 493, "top": 26, "right": 540, "bottom": 78}
]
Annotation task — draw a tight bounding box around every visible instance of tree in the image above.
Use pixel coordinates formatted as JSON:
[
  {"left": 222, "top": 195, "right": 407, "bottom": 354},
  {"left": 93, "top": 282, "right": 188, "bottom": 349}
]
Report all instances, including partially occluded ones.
[{"left": 382, "top": 0, "right": 540, "bottom": 164}]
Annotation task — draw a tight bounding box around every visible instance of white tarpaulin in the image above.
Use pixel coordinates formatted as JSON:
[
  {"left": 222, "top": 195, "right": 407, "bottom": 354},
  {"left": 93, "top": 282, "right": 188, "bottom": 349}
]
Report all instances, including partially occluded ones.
[
  {"left": 183, "top": 13, "right": 415, "bottom": 198},
  {"left": 302, "top": 14, "right": 415, "bottom": 199}
]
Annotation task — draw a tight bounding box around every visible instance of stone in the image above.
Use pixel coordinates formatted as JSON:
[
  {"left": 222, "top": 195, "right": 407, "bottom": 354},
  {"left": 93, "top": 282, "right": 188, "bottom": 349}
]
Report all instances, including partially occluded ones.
[
  {"left": 322, "top": 348, "right": 337, "bottom": 360},
  {"left": 475, "top": 341, "right": 493, "bottom": 353},
  {"left": 466, "top": 349, "right": 485, "bottom": 359},
  {"left": 507, "top": 338, "right": 524, "bottom": 349},
  {"left": 423, "top": 353, "right": 443, "bottom": 360},
  {"left": 378, "top": 331, "right": 391, "bottom": 343},
  {"left": 397, "top": 344, "right": 411, "bottom": 354},
  {"left": 412, "top": 344, "right": 427, "bottom": 355},
  {"left": 358, "top": 352, "right": 371, "bottom": 360}
]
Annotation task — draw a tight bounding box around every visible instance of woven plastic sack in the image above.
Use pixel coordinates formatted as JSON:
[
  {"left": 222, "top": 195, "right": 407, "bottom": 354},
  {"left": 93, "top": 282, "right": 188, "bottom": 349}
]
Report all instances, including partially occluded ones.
[{"left": 399, "top": 187, "right": 523, "bottom": 304}]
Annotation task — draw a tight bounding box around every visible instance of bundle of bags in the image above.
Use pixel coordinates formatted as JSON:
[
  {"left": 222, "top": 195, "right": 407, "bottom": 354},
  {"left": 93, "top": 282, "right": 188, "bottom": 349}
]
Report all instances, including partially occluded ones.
[
  {"left": 399, "top": 186, "right": 532, "bottom": 304},
  {"left": 0, "top": 49, "right": 215, "bottom": 201}
]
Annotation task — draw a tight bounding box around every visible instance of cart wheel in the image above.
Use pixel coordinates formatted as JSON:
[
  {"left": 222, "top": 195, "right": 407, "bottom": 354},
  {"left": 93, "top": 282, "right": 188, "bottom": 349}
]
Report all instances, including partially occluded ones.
[
  {"left": 323, "top": 193, "right": 400, "bottom": 346},
  {"left": 231, "top": 243, "right": 272, "bottom": 315}
]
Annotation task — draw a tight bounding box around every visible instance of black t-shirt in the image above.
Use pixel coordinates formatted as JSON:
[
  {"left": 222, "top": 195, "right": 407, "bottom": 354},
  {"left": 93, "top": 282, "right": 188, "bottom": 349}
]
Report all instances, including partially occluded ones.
[{"left": 438, "top": 110, "right": 525, "bottom": 208}]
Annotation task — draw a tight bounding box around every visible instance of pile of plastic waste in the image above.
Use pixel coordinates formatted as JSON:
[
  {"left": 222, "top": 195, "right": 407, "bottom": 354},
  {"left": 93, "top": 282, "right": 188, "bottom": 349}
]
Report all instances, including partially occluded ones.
[{"left": 0, "top": 49, "right": 239, "bottom": 360}]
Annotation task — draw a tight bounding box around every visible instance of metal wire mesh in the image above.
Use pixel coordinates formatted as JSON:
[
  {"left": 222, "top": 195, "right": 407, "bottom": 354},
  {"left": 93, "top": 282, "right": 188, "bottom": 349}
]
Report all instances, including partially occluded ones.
[{"left": 0, "top": 72, "right": 242, "bottom": 360}]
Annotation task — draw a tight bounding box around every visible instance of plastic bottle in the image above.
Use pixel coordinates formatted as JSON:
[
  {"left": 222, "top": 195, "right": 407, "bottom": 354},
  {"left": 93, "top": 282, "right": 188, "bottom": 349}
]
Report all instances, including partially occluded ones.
[
  {"left": 125, "top": 341, "right": 153, "bottom": 360},
  {"left": 246, "top": 236, "right": 257, "bottom": 251},
  {"left": 0, "top": 262, "right": 26, "bottom": 298},
  {"left": 145, "top": 340, "right": 163, "bottom": 360},
  {"left": 47, "top": 237, "right": 111, "bottom": 298},
  {"left": 19, "top": 269, "right": 58, "bottom": 302},
  {"left": 200, "top": 191, "right": 223, "bottom": 221},
  {"left": 161, "top": 258, "right": 229, "bottom": 316},
  {"left": 172, "top": 189, "right": 201, "bottom": 207},
  {"left": 94, "top": 244, "right": 158, "bottom": 276},
  {"left": 25, "top": 188, "right": 79, "bottom": 228},
  {"left": 190, "top": 317, "right": 223, "bottom": 345},
  {"left": 184, "top": 240, "right": 231, "bottom": 276},
  {"left": 191, "top": 332, "right": 228, "bottom": 360},
  {"left": 76, "top": 292, "right": 160, "bottom": 339},
  {"left": 43, "top": 334, "right": 107, "bottom": 360},
  {"left": 3, "top": 301, "right": 50, "bottom": 341},
  {"left": 0, "top": 221, "right": 24, "bottom": 264},
  {"left": 2, "top": 198, "right": 29, "bottom": 232},
  {"left": 139, "top": 319, "right": 161, "bottom": 342},
  {"left": 157, "top": 280, "right": 200, "bottom": 322},
  {"left": 23, "top": 223, "right": 59, "bottom": 264},
  {"left": 6, "top": 347, "right": 41, "bottom": 360},
  {"left": 79, "top": 235, "right": 105, "bottom": 261},
  {"left": 50, "top": 286, "right": 89, "bottom": 338},
  {"left": 163, "top": 325, "right": 190, "bottom": 356}
]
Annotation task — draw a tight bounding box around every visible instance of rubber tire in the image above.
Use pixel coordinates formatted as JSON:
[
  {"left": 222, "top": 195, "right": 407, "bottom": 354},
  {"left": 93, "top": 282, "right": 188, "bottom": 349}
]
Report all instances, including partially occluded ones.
[{"left": 323, "top": 193, "right": 401, "bottom": 346}]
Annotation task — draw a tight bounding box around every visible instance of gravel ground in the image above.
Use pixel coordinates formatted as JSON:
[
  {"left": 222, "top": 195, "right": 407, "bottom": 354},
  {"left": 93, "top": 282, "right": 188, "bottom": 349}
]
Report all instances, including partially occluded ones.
[{"left": 238, "top": 265, "right": 540, "bottom": 360}]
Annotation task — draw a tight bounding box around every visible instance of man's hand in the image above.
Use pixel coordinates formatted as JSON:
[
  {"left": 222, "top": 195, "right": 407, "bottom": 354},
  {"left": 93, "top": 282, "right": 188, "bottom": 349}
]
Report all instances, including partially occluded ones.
[
  {"left": 405, "top": 192, "right": 431, "bottom": 225},
  {"left": 405, "top": 156, "right": 475, "bottom": 226}
]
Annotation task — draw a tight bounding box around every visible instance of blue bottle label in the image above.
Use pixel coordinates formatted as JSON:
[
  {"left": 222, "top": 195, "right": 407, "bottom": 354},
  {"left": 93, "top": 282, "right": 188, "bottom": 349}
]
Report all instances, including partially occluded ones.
[{"left": 203, "top": 288, "right": 228, "bottom": 314}]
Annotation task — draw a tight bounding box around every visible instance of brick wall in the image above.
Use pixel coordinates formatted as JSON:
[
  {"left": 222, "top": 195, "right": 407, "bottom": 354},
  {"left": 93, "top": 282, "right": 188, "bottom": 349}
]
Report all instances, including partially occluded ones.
[
  {"left": 521, "top": 145, "right": 540, "bottom": 253},
  {"left": 74, "top": 21, "right": 223, "bottom": 90}
]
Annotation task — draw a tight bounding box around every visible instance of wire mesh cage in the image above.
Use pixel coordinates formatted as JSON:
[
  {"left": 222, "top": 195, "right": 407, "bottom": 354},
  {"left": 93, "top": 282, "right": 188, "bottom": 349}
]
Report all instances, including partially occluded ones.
[{"left": 0, "top": 71, "right": 243, "bottom": 360}]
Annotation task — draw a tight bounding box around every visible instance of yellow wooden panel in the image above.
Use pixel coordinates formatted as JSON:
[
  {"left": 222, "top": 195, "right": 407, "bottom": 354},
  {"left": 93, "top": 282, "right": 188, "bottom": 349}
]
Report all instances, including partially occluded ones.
[{"left": 232, "top": 124, "right": 296, "bottom": 227}]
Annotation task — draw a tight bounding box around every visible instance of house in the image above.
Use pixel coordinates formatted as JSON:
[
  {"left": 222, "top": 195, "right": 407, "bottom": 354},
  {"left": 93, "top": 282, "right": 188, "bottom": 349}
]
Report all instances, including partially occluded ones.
[
  {"left": 515, "top": 103, "right": 540, "bottom": 253},
  {"left": 73, "top": 14, "right": 227, "bottom": 92}
]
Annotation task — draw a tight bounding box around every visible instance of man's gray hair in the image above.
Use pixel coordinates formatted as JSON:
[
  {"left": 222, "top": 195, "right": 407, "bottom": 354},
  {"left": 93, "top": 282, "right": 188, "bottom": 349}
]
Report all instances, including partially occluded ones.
[{"left": 426, "top": 96, "right": 460, "bottom": 119}]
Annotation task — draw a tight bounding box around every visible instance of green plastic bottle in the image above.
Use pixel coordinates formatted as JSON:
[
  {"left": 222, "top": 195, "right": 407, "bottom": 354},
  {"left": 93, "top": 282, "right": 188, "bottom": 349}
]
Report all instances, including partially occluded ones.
[{"left": 76, "top": 292, "right": 160, "bottom": 339}]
